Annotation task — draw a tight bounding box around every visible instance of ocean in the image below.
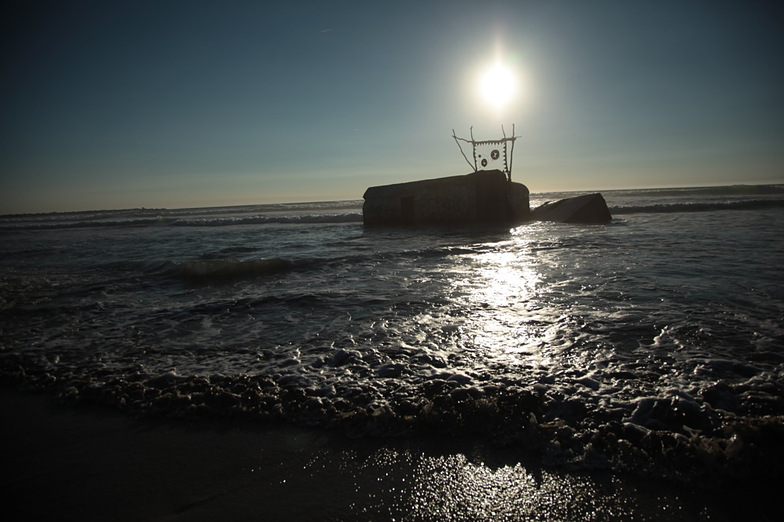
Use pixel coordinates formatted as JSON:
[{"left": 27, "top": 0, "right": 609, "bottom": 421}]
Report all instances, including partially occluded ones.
[{"left": 2, "top": 184, "right": 783, "bottom": 485}]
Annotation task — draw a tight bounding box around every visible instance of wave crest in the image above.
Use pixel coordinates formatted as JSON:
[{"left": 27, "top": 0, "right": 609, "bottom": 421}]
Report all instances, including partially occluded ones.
[
  {"left": 611, "top": 198, "right": 784, "bottom": 215},
  {"left": 179, "top": 258, "right": 292, "bottom": 281}
]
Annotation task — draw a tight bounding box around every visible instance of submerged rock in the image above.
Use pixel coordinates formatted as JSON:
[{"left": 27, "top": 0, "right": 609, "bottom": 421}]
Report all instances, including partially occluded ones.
[{"left": 530, "top": 193, "right": 612, "bottom": 224}]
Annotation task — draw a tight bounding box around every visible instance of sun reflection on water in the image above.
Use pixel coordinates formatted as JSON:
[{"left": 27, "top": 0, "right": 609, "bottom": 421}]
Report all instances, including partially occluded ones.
[{"left": 451, "top": 231, "right": 555, "bottom": 370}]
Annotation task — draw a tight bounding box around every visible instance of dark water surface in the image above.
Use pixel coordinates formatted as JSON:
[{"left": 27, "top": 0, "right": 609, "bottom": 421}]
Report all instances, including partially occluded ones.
[{"left": 2, "top": 186, "right": 783, "bottom": 486}]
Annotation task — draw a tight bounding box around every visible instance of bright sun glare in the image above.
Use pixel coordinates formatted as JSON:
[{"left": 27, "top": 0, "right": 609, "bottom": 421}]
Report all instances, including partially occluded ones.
[{"left": 478, "top": 62, "right": 517, "bottom": 110}]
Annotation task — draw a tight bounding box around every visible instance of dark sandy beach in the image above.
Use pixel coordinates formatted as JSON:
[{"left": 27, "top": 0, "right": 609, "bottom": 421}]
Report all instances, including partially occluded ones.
[{"left": 1, "top": 389, "right": 780, "bottom": 521}]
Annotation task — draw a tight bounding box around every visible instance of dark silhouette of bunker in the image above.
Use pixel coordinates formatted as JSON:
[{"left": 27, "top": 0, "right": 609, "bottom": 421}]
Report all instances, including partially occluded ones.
[
  {"left": 362, "top": 170, "right": 530, "bottom": 226},
  {"left": 362, "top": 126, "right": 612, "bottom": 227}
]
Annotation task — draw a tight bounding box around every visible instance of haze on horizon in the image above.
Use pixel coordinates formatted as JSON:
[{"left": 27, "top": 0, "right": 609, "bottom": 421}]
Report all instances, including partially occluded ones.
[{"left": 2, "top": 1, "right": 783, "bottom": 214}]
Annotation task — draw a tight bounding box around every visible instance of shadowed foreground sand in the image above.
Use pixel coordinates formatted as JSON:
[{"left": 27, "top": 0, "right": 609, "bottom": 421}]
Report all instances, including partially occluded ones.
[{"left": 1, "top": 389, "right": 779, "bottom": 521}]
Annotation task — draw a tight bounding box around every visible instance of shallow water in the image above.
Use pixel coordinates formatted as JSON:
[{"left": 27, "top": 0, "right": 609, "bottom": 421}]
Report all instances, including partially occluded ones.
[
  {"left": 2, "top": 185, "right": 783, "bottom": 482},
  {"left": 10, "top": 389, "right": 774, "bottom": 522}
]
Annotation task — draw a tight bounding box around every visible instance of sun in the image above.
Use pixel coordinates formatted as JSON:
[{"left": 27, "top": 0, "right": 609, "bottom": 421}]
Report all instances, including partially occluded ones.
[{"left": 478, "top": 62, "right": 517, "bottom": 110}]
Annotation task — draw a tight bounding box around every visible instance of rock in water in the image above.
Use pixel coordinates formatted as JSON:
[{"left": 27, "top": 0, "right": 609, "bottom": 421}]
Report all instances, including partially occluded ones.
[
  {"left": 530, "top": 193, "right": 612, "bottom": 224},
  {"left": 362, "top": 170, "right": 530, "bottom": 227}
]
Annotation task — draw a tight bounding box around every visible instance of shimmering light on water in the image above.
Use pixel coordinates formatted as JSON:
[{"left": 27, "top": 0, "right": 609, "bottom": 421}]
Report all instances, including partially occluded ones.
[
  {"left": 294, "top": 445, "right": 704, "bottom": 521},
  {"left": 453, "top": 233, "right": 550, "bottom": 370}
]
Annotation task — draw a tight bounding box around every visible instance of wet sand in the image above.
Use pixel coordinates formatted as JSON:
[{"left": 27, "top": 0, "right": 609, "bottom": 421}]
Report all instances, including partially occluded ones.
[{"left": 1, "top": 389, "right": 779, "bottom": 521}]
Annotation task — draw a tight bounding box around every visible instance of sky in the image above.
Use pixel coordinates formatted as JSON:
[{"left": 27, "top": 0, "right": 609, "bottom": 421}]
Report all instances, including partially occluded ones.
[{"left": 2, "top": 0, "right": 783, "bottom": 213}]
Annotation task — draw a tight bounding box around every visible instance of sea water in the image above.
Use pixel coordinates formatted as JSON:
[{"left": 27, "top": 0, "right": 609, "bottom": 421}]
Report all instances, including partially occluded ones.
[{"left": 2, "top": 185, "right": 783, "bottom": 482}]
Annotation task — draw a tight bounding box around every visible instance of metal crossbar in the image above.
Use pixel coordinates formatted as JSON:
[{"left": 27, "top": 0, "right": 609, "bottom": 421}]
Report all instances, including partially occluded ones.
[{"left": 452, "top": 125, "right": 518, "bottom": 181}]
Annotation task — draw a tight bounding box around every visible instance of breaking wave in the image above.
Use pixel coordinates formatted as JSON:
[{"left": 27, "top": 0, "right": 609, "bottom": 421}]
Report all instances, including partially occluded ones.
[
  {"left": 179, "top": 258, "right": 293, "bottom": 281},
  {"left": 0, "top": 212, "right": 364, "bottom": 230},
  {"left": 610, "top": 198, "right": 784, "bottom": 215},
  {"left": 173, "top": 213, "right": 363, "bottom": 227}
]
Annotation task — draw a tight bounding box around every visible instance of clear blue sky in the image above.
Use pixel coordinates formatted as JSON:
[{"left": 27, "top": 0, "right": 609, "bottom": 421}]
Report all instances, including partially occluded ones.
[{"left": 2, "top": 0, "right": 783, "bottom": 213}]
